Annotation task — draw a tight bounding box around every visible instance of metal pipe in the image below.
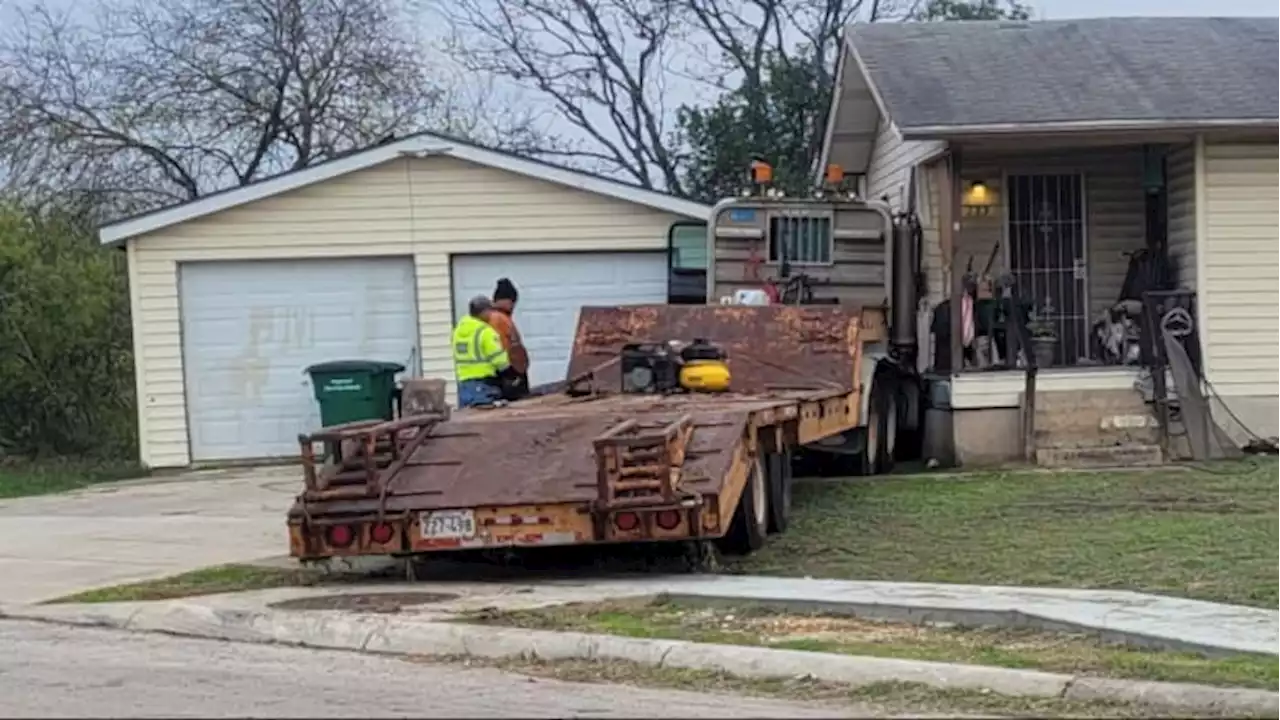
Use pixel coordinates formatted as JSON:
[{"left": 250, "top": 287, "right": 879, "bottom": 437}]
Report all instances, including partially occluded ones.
[{"left": 889, "top": 217, "right": 918, "bottom": 353}]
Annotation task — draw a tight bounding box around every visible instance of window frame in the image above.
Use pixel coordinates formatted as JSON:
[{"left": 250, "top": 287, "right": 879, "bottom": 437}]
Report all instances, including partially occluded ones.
[
  {"left": 765, "top": 210, "right": 836, "bottom": 267},
  {"left": 667, "top": 221, "right": 709, "bottom": 271}
]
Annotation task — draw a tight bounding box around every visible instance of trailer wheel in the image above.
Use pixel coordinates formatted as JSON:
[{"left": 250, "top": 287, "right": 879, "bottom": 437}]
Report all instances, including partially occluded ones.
[
  {"left": 719, "top": 456, "right": 768, "bottom": 555},
  {"left": 765, "top": 449, "right": 792, "bottom": 534}
]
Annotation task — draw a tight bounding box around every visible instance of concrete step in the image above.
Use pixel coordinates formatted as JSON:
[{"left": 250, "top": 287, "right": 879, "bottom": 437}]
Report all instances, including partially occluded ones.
[
  {"left": 1035, "top": 444, "right": 1164, "bottom": 468},
  {"left": 1034, "top": 414, "right": 1161, "bottom": 449},
  {"left": 1033, "top": 388, "right": 1150, "bottom": 414},
  {"left": 1033, "top": 387, "right": 1160, "bottom": 450}
]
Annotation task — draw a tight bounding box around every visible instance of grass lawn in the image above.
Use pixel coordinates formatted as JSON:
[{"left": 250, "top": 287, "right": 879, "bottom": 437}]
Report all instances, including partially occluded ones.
[
  {"left": 0, "top": 458, "right": 146, "bottom": 500},
  {"left": 466, "top": 596, "right": 1278, "bottom": 690},
  {"left": 729, "top": 458, "right": 1278, "bottom": 608},
  {"left": 51, "top": 564, "right": 328, "bottom": 603}
]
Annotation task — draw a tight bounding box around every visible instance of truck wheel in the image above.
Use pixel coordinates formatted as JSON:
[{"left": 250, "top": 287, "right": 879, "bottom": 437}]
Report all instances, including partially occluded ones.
[
  {"left": 766, "top": 449, "right": 792, "bottom": 534},
  {"left": 858, "top": 402, "right": 880, "bottom": 476},
  {"left": 878, "top": 383, "right": 897, "bottom": 475},
  {"left": 719, "top": 456, "right": 768, "bottom": 555}
]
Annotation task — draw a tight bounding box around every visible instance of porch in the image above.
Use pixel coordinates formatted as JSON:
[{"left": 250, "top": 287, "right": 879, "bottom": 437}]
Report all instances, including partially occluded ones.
[
  {"left": 916, "top": 136, "right": 1208, "bottom": 467},
  {"left": 920, "top": 136, "right": 1197, "bottom": 378}
]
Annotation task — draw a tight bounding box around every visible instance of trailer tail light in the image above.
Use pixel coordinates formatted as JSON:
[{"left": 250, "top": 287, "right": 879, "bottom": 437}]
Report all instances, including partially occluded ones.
[
  {"left": 655, "top": 510, "right": 681, "bottom": 530},
  {"left": 326, "top": 524, "right": 355, "bottom": 548},
  {"left": 613, "top": 512, "right": 640, "bottom": 532},
  {"left": 370, "top": 523, "right": 396, "bottom": 544}
]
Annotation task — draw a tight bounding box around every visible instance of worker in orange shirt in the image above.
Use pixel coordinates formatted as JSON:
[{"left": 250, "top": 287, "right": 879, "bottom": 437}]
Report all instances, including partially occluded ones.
[{"left": 488, "top": 278, "right": 530, "bottom": 399}]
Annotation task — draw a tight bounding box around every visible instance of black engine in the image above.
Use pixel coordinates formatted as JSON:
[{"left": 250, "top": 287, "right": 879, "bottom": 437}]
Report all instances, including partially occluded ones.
[{"left": 620, "top": 343, "right": 681, "bottom": 394}]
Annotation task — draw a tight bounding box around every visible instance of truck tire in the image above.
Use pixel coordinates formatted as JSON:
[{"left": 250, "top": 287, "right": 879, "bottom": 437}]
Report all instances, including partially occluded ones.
[
  {"left": 877, "top": 382, "right": 897, "bottom": 475},
  {"left": 766, "top": 449, "right": 792, "bottom": 534},
  {"left": 719, "top": 456, "right": 768, "bottom": 555},
  {"left": 858, "top": 402, "right": 880, "bottom": 476}
]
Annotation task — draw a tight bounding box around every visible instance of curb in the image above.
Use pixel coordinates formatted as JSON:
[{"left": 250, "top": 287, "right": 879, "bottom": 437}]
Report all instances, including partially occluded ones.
[{"left": 3, "top": 601, "right": 1276, "bottom": 717}]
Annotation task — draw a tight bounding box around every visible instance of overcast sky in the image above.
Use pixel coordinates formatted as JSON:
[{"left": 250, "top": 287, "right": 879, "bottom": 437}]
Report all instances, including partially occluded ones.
[{"left": 1, "top": 0, "right": 1274, "bottom": 185}]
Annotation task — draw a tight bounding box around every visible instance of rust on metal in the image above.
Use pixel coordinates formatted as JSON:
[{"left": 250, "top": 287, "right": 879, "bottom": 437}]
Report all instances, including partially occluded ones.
[
  {"left": 592, "top": 414, "right": 696, "bottom": 512},
  {"left": 291, "top": 304, "right": 871, "bottom": 556},
  {"left": 567, "top": 304, "right": 862, "bottom": 394},
  {"left": 286, "top": 393, "right": 793, "bottom": 523}
]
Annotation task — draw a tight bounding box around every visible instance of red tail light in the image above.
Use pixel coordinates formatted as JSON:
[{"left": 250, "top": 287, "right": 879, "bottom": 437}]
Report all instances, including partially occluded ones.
[
  {"left": 370, "top": 523, "right": 396, "bottom": 544},
  {"left": 613, "top": 512, "right": 640, "bottom": 531},
  {"left": 655, "top": 510, "right": 681, "bottom": 530},
  {"left": 326, "top": 524, "right": 355, "bottom": 548}
]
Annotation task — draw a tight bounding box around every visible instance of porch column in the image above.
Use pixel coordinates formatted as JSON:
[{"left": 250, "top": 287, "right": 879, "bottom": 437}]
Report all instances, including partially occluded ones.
[{"left": 946, "top": 149, "right": 965, "bottom": 372}]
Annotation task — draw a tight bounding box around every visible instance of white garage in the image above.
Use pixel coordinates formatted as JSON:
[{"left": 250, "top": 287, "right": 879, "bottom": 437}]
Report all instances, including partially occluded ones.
[
  {"left": 179, "top": 257, "right": 419, "bottom": 460},
  {"left": 99, "top": 132, "right": 708, "bottom": 468},
  {"left": 450, "top": 252, "right": 668, "bottom": 387}
]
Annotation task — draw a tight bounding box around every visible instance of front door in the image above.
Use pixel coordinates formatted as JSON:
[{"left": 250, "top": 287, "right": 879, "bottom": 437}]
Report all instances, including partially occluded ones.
[{"left": 1006, "top": 174, "right": 1088, "bottom": 366}]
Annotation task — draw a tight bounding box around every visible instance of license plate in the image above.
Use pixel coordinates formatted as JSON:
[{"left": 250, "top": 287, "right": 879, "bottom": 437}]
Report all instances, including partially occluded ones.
[{"left": 420, "top": 509, "right": 476, "bottom": 539}]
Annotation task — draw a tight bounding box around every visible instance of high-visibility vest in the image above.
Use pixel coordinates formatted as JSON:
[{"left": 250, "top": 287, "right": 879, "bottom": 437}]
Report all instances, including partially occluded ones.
[{"left": 452, "top": 315, "right": 510, "bottom": 382}]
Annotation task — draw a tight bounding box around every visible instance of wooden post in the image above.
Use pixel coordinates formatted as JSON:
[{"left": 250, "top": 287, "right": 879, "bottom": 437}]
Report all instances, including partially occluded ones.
[{"left": 947, "top": 149, "right": 965, "bottom": 374}]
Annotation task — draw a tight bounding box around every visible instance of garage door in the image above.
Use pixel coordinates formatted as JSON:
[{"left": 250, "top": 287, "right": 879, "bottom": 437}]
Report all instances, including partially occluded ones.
[
  {"left": 179, "top": 257, "right": 419, "bottom": 461},
  {"left": 451, "top": 252, "right": 667, "bottom": 387}
]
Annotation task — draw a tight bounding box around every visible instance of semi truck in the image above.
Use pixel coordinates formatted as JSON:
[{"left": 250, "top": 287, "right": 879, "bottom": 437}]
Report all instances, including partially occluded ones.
[{"left": 286, "top": 163, "right": 926, "bottom": 563}]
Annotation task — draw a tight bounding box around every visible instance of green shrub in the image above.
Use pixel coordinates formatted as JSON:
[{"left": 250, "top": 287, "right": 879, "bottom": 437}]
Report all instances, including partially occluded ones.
[{"left": 0, "top": 203, "right": 136, "bottom": 458}]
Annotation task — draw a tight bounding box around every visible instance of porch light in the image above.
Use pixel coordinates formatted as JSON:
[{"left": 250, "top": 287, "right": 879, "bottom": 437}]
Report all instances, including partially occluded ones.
[{"left": 962, "top": 180, "right": 997, "bottom": 217}]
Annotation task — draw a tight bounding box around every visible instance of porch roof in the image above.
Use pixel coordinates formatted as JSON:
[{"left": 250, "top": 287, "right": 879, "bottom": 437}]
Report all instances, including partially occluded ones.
[{"left": 846, "top": 17, "right": 1279, "bottom": 140}]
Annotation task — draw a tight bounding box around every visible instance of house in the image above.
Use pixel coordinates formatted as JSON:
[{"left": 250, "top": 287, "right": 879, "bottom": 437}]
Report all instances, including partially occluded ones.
[
  {"left": 819, "top": 17, "right": 1278, "bottom": 464},
  {"left": 100, "top": 133, "right": 708, "bottom": 469}
]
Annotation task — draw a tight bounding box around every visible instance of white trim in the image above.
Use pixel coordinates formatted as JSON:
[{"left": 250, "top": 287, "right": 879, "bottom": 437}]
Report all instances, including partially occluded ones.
[
  {"left": 99, "top": 134, "right": 710, "bottom": 245},
  {"left": 815, "top": 38, "right": 852, "bottom": 185},
  {"left": 1192, "top": 133, "right": 1209, "bottom": 381},
  {"left": 900, "top": 118, "right": 1278, "bottom": 141},
  {"left": 124, "top": 239, "right": 150, "bottom": 466}
]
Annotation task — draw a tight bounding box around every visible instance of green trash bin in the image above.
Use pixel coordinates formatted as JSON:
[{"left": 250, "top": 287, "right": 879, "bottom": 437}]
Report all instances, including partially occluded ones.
[{"left": 305, "top": 359, "right": 405, "bottom": 427}]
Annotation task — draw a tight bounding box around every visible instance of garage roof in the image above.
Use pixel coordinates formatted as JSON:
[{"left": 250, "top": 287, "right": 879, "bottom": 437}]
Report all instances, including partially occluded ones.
[
  {"left": 99, "top": 132, "right": 710, "bottom": 245},
  {"left": 847, "top": 17, "right": 1280, "bottom": 139}
]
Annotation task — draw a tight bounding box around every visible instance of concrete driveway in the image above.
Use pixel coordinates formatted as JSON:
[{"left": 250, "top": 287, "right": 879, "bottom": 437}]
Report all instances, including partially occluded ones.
[{"left": 0, "top": 466, "right": 300, "bottom": 604}]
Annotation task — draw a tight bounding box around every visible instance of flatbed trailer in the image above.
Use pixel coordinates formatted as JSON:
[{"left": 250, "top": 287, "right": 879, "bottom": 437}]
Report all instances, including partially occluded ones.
[{"left": 287, "top": 303, "right": 885, "bottom": 561}]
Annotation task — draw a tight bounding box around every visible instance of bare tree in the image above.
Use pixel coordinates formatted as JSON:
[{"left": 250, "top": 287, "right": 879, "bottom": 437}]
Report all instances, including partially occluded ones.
[
  {"left": 0, "top": 0, "right": 543, "bottom": 216},
  {"left": 439, "top": 0, "right": 685, "bottom": 193},
  {"left": 438, "top": 0, "right": 910, "bottom": 194}
]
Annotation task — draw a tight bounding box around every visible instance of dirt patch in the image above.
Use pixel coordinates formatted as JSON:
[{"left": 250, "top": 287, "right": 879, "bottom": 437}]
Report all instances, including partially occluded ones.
[
  {"left": 463, "top": 597, "right": 1279, "bottom": 690},
  {"left": 270, "top": 591, "right": 457, "bottom": 613}
]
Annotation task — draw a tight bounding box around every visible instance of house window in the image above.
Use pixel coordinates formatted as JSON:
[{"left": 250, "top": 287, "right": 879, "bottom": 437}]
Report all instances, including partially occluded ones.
[
  {"left": 768, "top": 214, "right": 833, "bottom": 265},
  {"left": 669, "top": 223, "right": 707, "bottom": 270}
]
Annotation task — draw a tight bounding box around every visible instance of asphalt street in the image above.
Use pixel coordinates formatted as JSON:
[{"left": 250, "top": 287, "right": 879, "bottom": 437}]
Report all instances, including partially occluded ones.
[{"left": 0, "top": 619, "right": 880, "bottom": 718}]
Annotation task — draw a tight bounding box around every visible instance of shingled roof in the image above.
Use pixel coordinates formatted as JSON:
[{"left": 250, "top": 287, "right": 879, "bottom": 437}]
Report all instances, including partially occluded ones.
[{"left": 847, "top": 17, "right": 1279, "bottom": 138}]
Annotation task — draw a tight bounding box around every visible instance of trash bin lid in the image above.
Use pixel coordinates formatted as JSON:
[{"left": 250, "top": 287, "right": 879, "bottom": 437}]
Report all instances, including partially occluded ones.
[{"left": 305, "top": 359, "right": 406, "bottom": 375}]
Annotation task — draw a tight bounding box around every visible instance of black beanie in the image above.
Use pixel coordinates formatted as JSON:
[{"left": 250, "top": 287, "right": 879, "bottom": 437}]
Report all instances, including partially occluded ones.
[{"left": 494, "top": 278, "right": 519, "bottom": 303}]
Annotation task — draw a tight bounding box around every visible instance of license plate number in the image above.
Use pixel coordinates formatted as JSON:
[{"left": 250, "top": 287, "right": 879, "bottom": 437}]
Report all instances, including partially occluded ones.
[{"left": 420, "top": 510, "right": 476, "bottom": 539}]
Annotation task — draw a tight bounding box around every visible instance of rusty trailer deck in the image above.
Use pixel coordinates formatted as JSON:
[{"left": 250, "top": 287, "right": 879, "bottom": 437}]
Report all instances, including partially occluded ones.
[{"left": 287, "top": 304, "right": 878, "bottom": 560}]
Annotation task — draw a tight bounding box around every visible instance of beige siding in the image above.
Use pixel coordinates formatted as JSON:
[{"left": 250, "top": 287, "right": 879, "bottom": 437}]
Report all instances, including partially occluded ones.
[
  {"left": 929, "top": 147, "right": 1147, "bottom": 323},
  {"left": 1201, "top": 140, "right": 1279, "bottom": 400},
  {"left": 862, "top": 118, "right": 948, "bottom": 304},
  {"left": 1165, "top": 143, "right": 1197, "bottom": 288},
  {"left": 865, "top": 120, "right": 947, "bottom": 210},
  {"left": 129, "top": 157, "right": 681, "bottom": 468}
]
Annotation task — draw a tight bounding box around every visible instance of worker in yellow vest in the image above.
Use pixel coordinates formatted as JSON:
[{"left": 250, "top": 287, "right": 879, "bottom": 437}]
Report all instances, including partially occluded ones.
[{"left": 452, "top": 295, "right": 513, "bottom": 407}]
